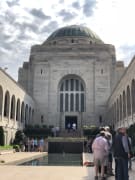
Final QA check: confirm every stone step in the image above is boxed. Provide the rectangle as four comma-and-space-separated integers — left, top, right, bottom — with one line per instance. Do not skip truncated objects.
59, 130, 82, 137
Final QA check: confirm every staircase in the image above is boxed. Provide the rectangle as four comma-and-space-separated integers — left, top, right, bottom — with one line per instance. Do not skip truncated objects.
59, 130, 82, 137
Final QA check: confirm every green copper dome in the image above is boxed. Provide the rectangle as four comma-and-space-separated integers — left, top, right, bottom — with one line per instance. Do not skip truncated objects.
46, 25, 103, 43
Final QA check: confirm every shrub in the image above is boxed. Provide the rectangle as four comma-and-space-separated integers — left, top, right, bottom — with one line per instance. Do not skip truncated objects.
24, 126, 52, 138
42, 125, 47, 129
13, 130, 25, 145
83, 126, 99, 138
25, 124, 33, 129
0, 145, 13, 150
34, 124, 40, 128
13, 145, 20, 152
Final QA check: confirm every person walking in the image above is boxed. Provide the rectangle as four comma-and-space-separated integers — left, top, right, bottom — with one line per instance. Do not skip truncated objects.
104, 127, 114, 176
113, 127, 130, 180
72, 123, 76, 131
92, 131, 109, 180
39, 137, 44, 152
34, 138, 38, 151
30, 138, 34, 151
67, 123, 71, 133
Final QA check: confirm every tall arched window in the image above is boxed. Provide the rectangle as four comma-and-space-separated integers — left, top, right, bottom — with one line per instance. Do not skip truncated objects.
116, 98, 119, 122
10, 95, 15, 119
120, 95, 122, 121
4, 91, 10, 117
32, 109, 34, 122
16, 99, 20, 121
123, 91, 126, 118
112, 104, 115, 125
0, 86, 3, 115
59, 77, 85, 112
21, 102, 24, 123
114, 102, 116, 123
131, 79, 135, 114
29, 107, 31, 123
110, 106, 113, 124
127, 85, 131, 116
25, 104, 28, 125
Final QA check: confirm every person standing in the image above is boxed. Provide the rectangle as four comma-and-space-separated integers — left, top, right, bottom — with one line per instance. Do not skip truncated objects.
104, 127, 114, 176
87, 138, 93, 153
34, 138, 38, 151
128, 136, 132, 170
113, 127, 130, 180
30, 138, 34, 152
67, 123, 71, 133
39, 137, 44, 152
55, 126, 60, 137
72, 123, 76, 131
92, 131, 109, 180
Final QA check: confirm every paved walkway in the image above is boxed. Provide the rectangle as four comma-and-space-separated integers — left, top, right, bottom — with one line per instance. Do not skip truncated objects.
0, 152, 135, 180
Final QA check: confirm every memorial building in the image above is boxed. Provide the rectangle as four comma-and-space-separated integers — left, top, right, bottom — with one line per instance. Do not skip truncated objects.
1, 25, 135, 144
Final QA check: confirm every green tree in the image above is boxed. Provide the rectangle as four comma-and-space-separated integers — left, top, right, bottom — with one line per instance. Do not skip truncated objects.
13, 130, 25, 145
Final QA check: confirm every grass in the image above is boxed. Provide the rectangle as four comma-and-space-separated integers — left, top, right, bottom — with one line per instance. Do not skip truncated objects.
0, 145, 13, 150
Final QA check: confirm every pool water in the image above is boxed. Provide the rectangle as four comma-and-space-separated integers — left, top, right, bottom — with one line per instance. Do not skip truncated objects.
19, 153, 82, 166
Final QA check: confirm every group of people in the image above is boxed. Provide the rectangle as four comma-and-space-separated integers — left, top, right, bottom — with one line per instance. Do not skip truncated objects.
67, 122, 76, 132
91, 126, 132, 180
51, 126, 60, 137
22, 137, 45, 152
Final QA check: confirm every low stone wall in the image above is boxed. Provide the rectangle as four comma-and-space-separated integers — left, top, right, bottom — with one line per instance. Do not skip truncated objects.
82, 153, 94, 166
0, 149, 15, 155
48, 137, 85, 153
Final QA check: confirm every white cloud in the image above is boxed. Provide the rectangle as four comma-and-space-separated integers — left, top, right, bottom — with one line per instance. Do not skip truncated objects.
0, 0, 135, 80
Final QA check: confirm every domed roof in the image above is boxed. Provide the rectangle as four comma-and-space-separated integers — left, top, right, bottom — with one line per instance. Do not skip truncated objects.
46, 25, 103, 43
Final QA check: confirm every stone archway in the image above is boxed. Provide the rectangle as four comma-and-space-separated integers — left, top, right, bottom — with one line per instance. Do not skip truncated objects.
59, 75, 86, 112
4, 91, 10, 117
58, 75, 86, 130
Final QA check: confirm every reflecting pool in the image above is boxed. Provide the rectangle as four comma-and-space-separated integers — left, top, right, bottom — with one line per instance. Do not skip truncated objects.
19, 153, 82, 166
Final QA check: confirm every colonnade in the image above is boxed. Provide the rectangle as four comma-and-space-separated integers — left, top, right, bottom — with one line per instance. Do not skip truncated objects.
0, 68, 35, 144
107, 56, 135, 129
0, 87, 34, 125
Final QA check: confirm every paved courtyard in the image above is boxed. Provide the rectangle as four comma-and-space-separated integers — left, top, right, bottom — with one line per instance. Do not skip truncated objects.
0, 152, 135, 180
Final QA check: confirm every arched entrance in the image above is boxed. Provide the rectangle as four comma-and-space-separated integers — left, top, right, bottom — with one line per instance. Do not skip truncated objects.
59, 75, 85, 130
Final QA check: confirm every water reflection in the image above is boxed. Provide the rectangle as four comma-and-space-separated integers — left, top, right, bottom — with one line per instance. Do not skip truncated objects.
19, 153, 82, 166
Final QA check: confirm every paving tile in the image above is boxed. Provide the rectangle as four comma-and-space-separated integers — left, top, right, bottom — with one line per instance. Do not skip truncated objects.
0, 152, 135, 180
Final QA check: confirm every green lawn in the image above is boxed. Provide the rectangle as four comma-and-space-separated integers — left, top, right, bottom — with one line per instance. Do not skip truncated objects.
0, 145, 13, 150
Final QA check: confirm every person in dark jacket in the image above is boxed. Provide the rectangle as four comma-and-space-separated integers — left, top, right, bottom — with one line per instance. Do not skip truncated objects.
113, 127, 130, 180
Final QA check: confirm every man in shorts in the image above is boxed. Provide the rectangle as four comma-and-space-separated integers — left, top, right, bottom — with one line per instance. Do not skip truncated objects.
92, 131, 109, 180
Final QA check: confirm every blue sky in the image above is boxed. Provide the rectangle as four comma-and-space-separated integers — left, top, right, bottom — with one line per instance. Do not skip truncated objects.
0, 0, 135, 80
